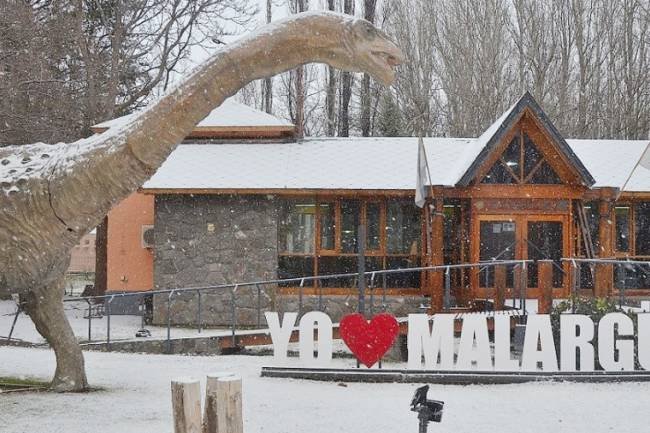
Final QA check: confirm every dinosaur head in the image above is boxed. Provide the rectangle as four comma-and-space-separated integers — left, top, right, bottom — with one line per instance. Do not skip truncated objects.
342, 19, 404, 86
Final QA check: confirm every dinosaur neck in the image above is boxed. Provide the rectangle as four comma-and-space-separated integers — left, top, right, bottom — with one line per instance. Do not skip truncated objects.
49, 12, 353, 233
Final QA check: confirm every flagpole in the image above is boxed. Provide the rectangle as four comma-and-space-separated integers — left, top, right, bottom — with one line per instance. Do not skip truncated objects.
616, 142, 650, 201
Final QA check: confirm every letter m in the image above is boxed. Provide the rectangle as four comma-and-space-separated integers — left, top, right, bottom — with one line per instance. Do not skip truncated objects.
407, 314, 455, 370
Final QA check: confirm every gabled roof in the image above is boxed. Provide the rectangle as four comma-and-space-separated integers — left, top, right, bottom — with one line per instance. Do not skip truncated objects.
91, 98, 294, 134
456, 92, 596, 187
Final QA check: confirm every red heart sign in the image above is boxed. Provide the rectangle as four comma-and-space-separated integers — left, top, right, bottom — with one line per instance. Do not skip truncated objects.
339, 313, 399, 368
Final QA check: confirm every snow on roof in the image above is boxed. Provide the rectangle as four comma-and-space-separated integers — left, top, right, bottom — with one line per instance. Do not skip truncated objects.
92, 98, 293, 131
143, 138, 473, 190
142, 137, 650, 192
568, 139, 650, 191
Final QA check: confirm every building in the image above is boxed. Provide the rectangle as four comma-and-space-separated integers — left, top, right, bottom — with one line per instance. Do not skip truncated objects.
100, 93, 650, 326
65, 232, 96, 295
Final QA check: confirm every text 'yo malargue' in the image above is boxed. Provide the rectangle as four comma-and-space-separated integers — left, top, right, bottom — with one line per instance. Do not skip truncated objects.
265, 311, 650, 372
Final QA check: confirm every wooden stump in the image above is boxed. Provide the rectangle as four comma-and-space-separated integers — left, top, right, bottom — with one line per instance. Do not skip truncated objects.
216, 376, 243, 433
203, 372, 234, 433
172, 378, 202, 433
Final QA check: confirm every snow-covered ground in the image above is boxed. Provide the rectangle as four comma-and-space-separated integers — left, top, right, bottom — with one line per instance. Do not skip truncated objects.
0, 300, 232, 344
1, 346, 650, 433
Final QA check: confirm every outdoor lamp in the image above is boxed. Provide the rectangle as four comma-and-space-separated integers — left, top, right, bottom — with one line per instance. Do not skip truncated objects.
410, 385, 444, 433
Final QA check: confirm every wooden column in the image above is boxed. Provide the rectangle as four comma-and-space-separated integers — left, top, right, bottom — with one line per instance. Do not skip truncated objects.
595, 199, 613, 298
494, 264, 506, 310
537, 260, 554, 314
429, 199, 445, 312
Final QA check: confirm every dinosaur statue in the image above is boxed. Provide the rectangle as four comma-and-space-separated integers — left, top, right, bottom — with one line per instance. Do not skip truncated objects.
0, 11, 403, 391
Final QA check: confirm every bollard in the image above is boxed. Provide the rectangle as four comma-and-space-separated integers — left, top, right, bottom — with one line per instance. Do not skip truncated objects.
215, 375, 243, 433
171, 378, 202, 433
203, 372, 234, 433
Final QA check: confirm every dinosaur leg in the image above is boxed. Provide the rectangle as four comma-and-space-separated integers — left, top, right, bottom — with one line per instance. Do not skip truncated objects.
23, 278, 88, 392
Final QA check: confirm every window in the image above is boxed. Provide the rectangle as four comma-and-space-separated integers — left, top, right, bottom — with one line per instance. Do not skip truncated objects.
615, 206, 631, 252
278, 201, 315, 254
319, 202, 335, 250
386, 201, 420, 254
277, 198, 422, 289
635, 202, 650, 255
278, 201, 315, 286
480, 131, 562, 185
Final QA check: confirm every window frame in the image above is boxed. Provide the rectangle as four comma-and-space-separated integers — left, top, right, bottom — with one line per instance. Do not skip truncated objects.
277, 197, 424, 292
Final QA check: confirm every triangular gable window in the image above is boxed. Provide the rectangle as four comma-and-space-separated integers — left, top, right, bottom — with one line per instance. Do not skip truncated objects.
481, 132, 562, 185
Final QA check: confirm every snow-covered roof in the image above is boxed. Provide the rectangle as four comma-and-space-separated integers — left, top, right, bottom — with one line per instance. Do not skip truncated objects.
142, 137, 650, 192
92, 98, 293, 132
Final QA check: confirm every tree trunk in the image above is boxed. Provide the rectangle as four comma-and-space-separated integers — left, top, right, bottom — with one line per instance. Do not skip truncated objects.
338, 0, 355, 137
325, 0, 336, 136
94, 216, 108, 296
23, 279, 88, 392
360, 0, 377, 137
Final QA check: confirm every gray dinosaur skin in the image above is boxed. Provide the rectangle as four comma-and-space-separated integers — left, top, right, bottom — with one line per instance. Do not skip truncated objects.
0, 11, 403, 297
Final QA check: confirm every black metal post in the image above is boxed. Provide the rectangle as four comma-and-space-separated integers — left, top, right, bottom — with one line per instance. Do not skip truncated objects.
106, 297, 113, 350
444, 266, 451, 312
358, 223, 366, 316
231, 286, 238, 347
197, 291, 202, 334
85, 299, 92, 342
256, 284, 262, 328
167, 291, 174, 354
7, 306, 20, 342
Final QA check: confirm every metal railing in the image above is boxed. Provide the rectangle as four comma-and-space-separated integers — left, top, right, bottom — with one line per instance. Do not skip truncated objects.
562, 257, 650, 309
53, 259, 531, 353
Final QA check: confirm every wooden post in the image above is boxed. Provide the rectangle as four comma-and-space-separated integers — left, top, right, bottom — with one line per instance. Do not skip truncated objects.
203, 372, 234, 433
430, 199, 445, 312
537, 260, 554, 314
216, 375, 243, 433
595, 199, 613, 298
494, 264, 506, 310
172, 378, 202, 433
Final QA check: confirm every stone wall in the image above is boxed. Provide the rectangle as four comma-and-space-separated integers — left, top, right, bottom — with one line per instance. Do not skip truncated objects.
153, 194, 279, 325
153, 288, 428, 326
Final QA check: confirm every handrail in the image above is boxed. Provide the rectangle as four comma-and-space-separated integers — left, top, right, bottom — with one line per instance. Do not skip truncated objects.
63, 259, 534, 302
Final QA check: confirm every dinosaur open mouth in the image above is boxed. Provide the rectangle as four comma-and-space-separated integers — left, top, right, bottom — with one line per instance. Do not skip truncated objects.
373, 51, 402, 68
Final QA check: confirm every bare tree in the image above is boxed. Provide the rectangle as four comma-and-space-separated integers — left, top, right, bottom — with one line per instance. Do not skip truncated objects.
337, 0, 355, 136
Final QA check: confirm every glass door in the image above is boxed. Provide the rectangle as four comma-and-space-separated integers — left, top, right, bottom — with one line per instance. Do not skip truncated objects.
526, 219, 565, 289
478, 218, 518, 288
475, 214, 568, 292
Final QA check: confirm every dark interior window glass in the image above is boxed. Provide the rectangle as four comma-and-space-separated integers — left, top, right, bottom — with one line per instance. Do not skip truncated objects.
635, 202, 650, 255
526, 221, 564, 288
528, 161, 562, 184
523, 134, 542, 176
278, 256, 314, 287
385, 256, 421, 288
341, 200, 360, 253
501, 135, 521, 178
478, 220, 516, 287
318, 256, 357, 287
615, 206, 631, 252
386, 201, 421, 254
319, 202, 335, 250
481, 161, 517, 184
616, 263, 650, 289
366, 203, 381, 251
